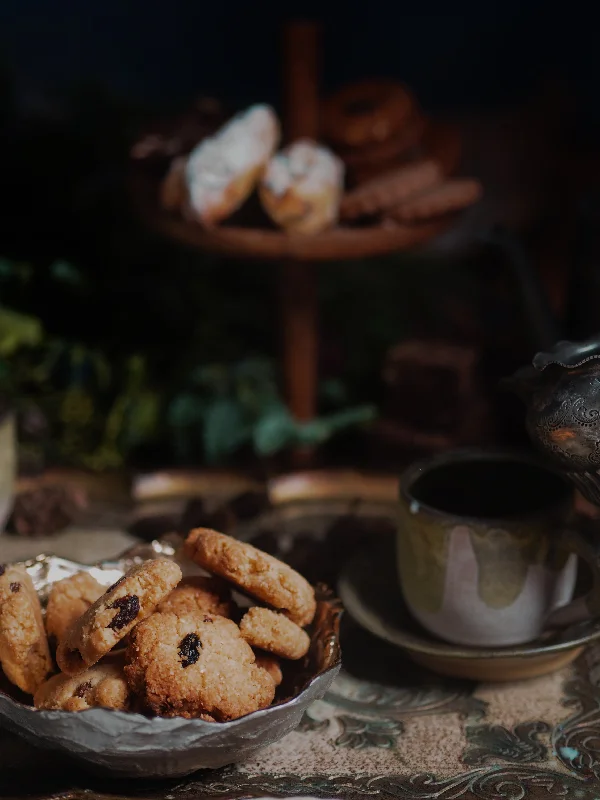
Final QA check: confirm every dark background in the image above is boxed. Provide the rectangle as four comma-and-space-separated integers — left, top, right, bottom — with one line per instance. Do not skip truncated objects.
0, 1, 593, 114
0, 1, 598, 470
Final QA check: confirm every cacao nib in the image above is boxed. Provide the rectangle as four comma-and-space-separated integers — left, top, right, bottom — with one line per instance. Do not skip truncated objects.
9, 583, 20, 593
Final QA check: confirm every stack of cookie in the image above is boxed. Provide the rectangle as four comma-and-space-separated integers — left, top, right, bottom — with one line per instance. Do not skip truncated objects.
340, 158, 482, 227
0, 530, 317, 721
321, 79, 482, 227
321, 79, 425, 186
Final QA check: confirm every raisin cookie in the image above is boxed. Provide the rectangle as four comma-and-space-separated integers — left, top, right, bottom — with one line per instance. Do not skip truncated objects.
0, 564, 52, 694
46, 572, 105, 646
254, 652, 283, 686
56, 559, 182, 675
125, 611, 275, 720
34, 661, 130, 712
158, 576, 233, 619
184, 529, 316, 626
240, 607, 310, 660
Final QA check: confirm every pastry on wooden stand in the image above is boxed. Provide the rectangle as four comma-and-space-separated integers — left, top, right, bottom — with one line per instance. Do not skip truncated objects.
161, 104, 280, 227
259, 139, 344, 235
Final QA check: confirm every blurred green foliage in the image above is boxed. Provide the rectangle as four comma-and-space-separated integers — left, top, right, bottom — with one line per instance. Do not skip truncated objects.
0, 257, 379, 468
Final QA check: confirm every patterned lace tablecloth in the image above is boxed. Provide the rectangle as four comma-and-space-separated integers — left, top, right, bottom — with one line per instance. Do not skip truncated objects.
2, 525, 600, 799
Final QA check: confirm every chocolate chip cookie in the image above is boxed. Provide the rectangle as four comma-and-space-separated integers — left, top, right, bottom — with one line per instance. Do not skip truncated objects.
124, 611, 275, 720
56, 558, 182, 675
184, 529, 316, 626
0, 564, 53, 694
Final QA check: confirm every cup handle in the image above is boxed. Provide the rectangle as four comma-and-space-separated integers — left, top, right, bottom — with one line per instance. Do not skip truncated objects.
545, 514, 600, 629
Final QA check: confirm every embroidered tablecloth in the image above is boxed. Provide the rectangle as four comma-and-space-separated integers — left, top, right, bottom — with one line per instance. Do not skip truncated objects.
1, 517, 600, 799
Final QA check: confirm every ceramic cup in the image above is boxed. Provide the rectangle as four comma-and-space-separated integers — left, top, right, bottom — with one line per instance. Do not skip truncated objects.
397, 449, 600, 647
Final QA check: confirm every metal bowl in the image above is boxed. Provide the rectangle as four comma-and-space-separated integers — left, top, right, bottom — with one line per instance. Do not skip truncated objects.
0, 542, 342, 779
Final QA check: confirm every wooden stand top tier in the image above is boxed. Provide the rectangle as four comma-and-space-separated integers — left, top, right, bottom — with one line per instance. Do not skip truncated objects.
132, 168, 452, 261
132, 21, 461, 263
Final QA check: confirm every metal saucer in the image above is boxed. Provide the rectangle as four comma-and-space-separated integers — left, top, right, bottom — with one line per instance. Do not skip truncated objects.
339, 543, 600, 682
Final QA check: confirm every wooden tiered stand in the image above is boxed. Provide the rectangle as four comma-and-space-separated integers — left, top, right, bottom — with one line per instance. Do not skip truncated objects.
132, 21, 459, 458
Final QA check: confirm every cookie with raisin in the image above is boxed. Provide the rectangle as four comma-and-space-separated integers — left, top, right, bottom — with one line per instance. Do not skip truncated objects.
124, 611, 275, 720
34, 661, 130, 712
56, 559, 181, 675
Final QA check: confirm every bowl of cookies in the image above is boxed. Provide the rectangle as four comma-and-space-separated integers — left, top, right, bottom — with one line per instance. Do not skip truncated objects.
0, 530, 342, 778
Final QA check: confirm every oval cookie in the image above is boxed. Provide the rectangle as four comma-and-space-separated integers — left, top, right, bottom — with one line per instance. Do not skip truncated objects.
124, 611, 275, 720
184, 529, 316, 626
158, 576, 234, 619
0, 564, 52, 694
46, 572, 105, 646
34, 661, 130, 712
254, 652, 283, 686
240, 607, 310, 660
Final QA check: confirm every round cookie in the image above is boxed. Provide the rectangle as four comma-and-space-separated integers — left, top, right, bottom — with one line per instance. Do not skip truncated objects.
240, 607, 310, 660
34, 662, 130, 712
254, 652, 283, 686
158, 576, 233, 619
322, 80, 415, 148
125, 611, 275, 720
0, 564, 52, 694
184, 529, 316, 626
339, 114, 426, 170
46, 572, 105, 646
56, 558, 182, 676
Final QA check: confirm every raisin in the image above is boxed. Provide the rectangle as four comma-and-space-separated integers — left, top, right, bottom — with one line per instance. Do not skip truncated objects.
75, 681, 92, 698
107, 575, 126, 593
0, 565, 5, 577
178, 633, 201, 667
203, 615, 213, 623
9, 582, 20, 593
107, 595, 140, 630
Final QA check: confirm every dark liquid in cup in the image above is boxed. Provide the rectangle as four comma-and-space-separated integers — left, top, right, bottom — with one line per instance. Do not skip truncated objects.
410, 457, 570, 519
